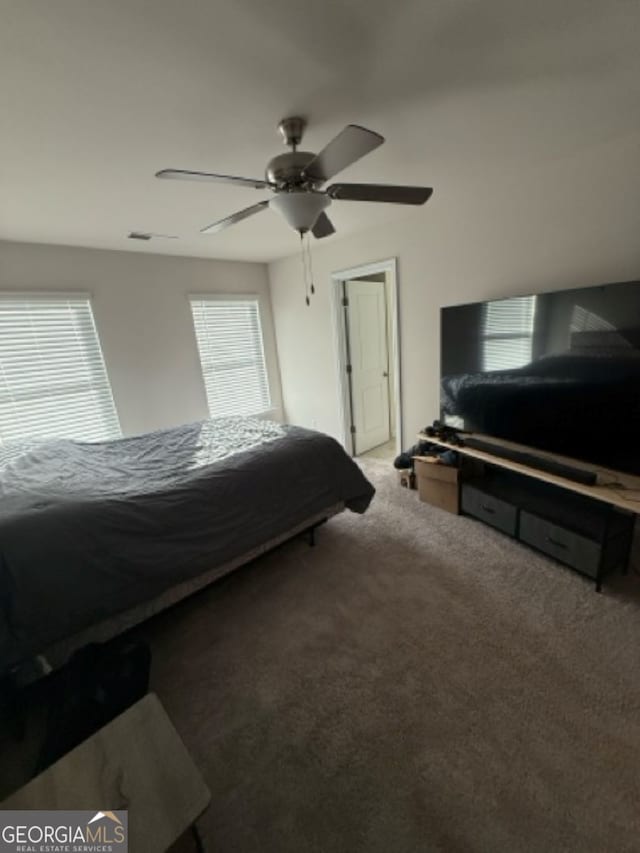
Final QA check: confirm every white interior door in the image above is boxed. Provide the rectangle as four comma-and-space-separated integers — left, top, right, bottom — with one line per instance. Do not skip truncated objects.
345, 279, 390, 455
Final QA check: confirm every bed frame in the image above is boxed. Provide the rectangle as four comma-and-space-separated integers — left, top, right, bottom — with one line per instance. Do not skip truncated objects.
18, 503, 344, 676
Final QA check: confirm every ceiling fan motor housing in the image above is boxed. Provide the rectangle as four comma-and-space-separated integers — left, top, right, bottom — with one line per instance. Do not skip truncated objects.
265, 151, 317, 189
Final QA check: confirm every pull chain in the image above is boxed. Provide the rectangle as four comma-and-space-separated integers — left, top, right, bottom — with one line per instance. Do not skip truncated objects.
299, 231, 310, 306
305, 233, 315, 296
298, 231, 316, 306
303, 233, 312, 303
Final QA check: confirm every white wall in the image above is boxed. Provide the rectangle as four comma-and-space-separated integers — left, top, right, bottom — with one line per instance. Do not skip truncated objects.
268, 133, 640, 450
0, 240, 283, 436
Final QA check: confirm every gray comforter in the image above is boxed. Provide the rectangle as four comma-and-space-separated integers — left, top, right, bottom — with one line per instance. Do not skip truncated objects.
0, 418, 374, 669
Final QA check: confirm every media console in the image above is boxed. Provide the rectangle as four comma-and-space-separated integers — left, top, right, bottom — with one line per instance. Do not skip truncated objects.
417, 432, 639, 591
462, 436, 597, 486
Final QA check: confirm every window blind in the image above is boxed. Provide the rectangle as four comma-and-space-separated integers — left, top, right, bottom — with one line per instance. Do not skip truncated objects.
190, 297, 271, 418
0, 296, 121, 443
570, 304, 616, 333
482, 295, 537, 371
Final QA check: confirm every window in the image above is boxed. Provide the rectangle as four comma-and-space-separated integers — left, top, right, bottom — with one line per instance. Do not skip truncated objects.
190, 296, 271, 418
0, 295, 121, 443
482, 295, 537, 371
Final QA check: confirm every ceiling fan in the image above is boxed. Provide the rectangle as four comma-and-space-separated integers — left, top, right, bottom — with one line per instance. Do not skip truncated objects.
156, 117, 433, 239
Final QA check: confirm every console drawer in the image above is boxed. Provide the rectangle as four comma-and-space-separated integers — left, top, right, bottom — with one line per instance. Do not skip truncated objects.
519, 511, 601, 577
461, 484, 517, 536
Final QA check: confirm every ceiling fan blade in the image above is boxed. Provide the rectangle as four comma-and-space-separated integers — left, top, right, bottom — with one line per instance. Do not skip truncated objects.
311, 211, 336, 239
304, 125, 384, 183
327, 183, 433, 205
156, 169, 274, 190
200, 200, 270, 234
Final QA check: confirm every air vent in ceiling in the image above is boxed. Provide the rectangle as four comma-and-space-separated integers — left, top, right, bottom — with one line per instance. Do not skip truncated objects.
128, 231, 178, 240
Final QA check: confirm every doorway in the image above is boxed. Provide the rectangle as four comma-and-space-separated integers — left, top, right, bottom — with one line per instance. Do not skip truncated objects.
331, 259, 401, 459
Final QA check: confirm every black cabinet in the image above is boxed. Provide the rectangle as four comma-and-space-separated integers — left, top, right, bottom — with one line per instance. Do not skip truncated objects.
519, 512, 601, 578
460, 470, 635, 590
461, 484, 517, 536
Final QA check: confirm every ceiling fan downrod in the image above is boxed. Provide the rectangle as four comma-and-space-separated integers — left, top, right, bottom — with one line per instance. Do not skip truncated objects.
277, 116, 306, 152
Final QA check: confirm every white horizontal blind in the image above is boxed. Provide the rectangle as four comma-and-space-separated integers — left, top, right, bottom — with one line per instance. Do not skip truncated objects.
190, 297, 271, 418
482, 295, 537, 371
0, 296, 121, 443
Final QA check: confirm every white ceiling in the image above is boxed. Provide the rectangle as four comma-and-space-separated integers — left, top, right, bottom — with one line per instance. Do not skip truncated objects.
1, 0, 639, 263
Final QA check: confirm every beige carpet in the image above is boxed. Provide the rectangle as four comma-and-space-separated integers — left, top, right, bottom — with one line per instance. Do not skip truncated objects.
144, 458, 640, 853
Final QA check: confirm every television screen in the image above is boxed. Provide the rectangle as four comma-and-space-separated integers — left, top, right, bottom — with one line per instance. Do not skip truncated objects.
440, 280, 640, 476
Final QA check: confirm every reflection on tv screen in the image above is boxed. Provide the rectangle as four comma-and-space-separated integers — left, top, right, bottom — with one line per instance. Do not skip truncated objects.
440, 280, 640, 475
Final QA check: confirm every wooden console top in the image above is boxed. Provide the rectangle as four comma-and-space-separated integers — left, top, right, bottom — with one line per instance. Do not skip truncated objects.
417, 432, 640, 514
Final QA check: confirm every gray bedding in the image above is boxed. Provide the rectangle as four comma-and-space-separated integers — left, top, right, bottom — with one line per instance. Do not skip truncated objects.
0, 418, 374, 669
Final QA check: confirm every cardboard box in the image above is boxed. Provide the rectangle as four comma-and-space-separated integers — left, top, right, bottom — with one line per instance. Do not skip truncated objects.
413, 456, 460, 514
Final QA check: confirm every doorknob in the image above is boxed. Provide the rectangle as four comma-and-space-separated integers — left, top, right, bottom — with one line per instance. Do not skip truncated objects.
382, 371, 389, 378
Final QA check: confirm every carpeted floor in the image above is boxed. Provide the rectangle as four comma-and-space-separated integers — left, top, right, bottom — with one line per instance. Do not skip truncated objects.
358, 439, 396, 461
144, 459, 640, 853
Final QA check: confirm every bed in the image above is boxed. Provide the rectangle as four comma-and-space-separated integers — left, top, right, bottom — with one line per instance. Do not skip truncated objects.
0, 417, 375, 672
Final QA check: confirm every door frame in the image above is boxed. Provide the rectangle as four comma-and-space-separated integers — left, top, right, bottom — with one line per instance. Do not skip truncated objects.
330, 257, 402, 457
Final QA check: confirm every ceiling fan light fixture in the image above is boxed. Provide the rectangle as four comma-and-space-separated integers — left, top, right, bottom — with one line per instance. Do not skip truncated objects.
269, 191, 330, 234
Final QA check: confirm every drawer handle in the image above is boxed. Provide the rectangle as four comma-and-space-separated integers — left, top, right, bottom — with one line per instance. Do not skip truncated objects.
546, 535, 567, 550
481, 504, 496, 514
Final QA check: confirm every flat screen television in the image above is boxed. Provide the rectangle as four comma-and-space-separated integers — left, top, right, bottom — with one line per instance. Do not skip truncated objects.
440, 279, 640, 476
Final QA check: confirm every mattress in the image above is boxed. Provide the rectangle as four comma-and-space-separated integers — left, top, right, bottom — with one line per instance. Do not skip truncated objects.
0, 417, 375, 669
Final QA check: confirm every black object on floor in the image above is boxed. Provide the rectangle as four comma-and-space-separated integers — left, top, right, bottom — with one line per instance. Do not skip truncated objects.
36, 638, 151, 772
394, 441, 435, 470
